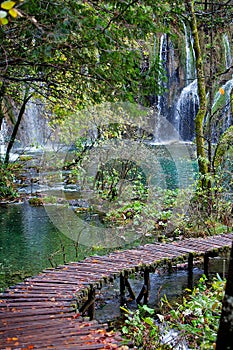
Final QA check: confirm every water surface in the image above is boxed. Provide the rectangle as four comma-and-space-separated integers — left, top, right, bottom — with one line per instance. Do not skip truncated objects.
0, 204, 89, 290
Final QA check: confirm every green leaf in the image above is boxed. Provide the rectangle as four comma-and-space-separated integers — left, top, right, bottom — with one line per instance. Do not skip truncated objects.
122, 326, 129, 334
143, 317, 155, 326
140, 304, 155, 315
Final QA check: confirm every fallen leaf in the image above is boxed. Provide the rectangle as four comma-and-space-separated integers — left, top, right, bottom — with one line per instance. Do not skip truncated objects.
7, 337, 18, 342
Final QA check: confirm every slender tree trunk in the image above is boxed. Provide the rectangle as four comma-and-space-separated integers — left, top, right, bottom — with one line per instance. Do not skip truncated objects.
4, 91, 32, 165
216, 241, 233, 349
186, 0, 208, 183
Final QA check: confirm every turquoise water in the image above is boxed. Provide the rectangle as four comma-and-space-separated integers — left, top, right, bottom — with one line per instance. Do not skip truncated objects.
0, 204, 91, 290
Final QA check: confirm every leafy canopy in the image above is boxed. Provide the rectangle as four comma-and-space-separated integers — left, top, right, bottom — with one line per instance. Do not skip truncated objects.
0, 0, 185, 112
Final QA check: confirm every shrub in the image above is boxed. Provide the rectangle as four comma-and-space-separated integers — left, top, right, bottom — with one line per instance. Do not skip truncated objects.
0, 164, 18, 199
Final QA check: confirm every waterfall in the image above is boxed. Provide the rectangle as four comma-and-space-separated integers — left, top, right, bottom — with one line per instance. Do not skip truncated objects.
175, 80, 199, 141
153, 23, 199, 142
153, 34, 180, 142
151, 27, 232, 143
183, 22, 196, 84
17, 100, 52, 150
174, 24, 198, 141
157, 34, 168, 115
223, 34, 232, 69
153, 34, 168, 142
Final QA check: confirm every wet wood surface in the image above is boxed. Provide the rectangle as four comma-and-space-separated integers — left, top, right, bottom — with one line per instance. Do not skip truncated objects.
1, 233, 232, 349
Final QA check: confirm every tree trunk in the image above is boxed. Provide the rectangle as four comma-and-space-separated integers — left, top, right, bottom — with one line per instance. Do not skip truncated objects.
186, 0, 208, 183
216, 241, 233, 349
4, 91, 32, 165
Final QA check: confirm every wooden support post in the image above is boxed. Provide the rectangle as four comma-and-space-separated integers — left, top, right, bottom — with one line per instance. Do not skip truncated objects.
223, 258, 226, 279
88, 288, 95, 320
125, 277, 136, 301
204, 252, 209, 279
143, 268, 150, 305
120, 273, 126, 305
120, 272, 136, 304
167, 261, 173, 274
136, 268, 150, 305
136, 285, 146, 305
188, 253, 194, 290
79, 287, 96, 320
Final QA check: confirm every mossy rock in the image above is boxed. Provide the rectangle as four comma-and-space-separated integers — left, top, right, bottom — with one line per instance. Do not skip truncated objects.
19, 155, 33, 162
28, 197, 43, 206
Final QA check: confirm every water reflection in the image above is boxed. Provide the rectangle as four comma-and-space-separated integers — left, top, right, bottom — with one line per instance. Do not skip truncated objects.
0, 204, 86, 290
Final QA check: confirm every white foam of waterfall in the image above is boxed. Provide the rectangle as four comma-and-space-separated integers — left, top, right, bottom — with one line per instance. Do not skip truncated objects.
183, 22, 196, 84
171, 24, 197, 141
223, 34, 232, 69
154, 34, 168, 142
157, 34, 167, 114
17, 100, 53, 150
175, 79, 199, 141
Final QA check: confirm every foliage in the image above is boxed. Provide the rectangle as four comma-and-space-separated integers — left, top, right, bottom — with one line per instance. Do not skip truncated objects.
168, 173, 232, 238
213, 125, 233, 168
161, 275, 225, 349
94, 159, 148, 202
0, 0, 182, 111
106, 200, 145, 226
0, 1, 183, 185
120, 275, 225, 349
121, 304, 169, 349
28, 197, 43, 206
0, 162, 18, 199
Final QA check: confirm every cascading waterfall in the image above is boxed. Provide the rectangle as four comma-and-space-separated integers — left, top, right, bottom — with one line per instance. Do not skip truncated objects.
17, 100, 52, 150
153, 34, 180, 142
174, 28, 232, 141
153, 34, 168, 143
175, 80, 199, 141
223, 33, 232, 69
183, 21, 196, 84
175, 23, 197, 141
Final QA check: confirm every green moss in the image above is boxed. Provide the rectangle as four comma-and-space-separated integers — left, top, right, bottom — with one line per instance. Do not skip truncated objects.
28, 197, 43, 206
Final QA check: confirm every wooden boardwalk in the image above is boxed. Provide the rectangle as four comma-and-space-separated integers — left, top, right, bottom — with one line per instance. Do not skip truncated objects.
0, 233, 233, 349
